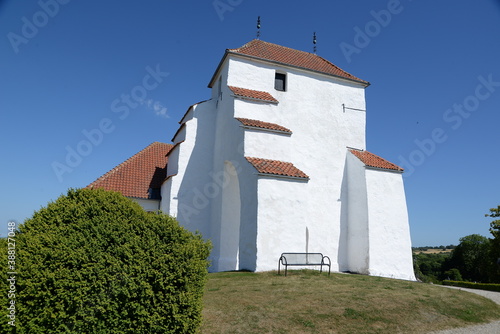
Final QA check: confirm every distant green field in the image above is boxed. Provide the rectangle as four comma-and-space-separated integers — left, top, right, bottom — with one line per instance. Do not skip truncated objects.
202, 270, 500, 334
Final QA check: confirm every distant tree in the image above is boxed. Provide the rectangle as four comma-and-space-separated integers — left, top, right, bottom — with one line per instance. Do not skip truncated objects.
0, 188, 211, 333
486, 205, 500, 282
442, 268, 463, 281
413, 252, 450, 283
444, 234, 490, 282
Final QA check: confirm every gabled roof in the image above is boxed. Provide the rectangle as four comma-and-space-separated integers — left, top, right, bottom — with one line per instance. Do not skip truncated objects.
236, 117, 292, 133
86, 142, 173, 199
246, 157, 309, 179
209, 39, 369, 87
228, 86, 278, 103
349, 149, 404, 172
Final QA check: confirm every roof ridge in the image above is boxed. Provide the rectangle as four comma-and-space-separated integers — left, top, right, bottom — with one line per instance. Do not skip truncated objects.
229, 39, 317, 56
227, 39, 368, 85
209, 39, 369, 88
248, 40, 336, 67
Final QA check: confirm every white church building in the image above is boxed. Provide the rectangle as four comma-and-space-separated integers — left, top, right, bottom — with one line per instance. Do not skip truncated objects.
89, 39, 416, 281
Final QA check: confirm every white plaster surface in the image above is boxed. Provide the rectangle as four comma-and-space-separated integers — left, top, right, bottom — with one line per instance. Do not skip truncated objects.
344, 151, 370, 275
160, 49, 416, 280
365, 168, 416, 281
132, 198, 160, 212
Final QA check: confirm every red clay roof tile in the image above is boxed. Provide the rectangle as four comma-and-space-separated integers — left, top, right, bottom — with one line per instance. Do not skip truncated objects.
245, 157, 309, 179
349, 149, 404, 172
236, 117, 291, 133
228, 40, 369, 85
228, 86, 278, 103
86, 142, 173, 199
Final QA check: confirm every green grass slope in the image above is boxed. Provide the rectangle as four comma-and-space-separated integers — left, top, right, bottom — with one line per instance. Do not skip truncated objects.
202, 270, 500, 334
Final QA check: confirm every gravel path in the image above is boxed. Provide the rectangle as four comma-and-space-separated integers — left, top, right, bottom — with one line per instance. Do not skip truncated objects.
427, 286, 500, 334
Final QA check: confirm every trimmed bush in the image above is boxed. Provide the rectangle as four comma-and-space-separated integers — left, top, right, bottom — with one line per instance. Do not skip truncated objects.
443, 280, 500, 293
1, 188, 211, 333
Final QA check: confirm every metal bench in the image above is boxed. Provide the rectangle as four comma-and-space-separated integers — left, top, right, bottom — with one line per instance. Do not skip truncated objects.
278, 253, 331, 276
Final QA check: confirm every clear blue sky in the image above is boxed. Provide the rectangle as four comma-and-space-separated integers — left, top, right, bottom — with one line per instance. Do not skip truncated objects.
1, 0, 499, 246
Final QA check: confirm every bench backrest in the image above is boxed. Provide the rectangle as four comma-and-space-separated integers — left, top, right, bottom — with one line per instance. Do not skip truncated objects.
280, 253, 325, 265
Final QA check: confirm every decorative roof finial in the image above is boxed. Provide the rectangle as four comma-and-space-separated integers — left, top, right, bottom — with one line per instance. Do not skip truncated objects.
257, 16, 261, 39
313, 32, 317, 54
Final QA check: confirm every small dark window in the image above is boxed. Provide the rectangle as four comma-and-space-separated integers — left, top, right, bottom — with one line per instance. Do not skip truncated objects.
148, 188, 161, 200
275, 73, 286, 91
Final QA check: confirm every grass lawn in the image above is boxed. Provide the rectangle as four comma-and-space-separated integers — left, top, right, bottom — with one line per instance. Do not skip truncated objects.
201, 270, 500, 334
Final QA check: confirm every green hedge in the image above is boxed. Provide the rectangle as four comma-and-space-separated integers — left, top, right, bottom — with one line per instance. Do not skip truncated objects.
1, 188, 211, 333
443, 280, 500, 292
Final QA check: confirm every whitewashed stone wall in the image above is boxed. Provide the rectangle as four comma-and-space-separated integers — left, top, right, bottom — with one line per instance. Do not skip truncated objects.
161, 51, 416, 280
